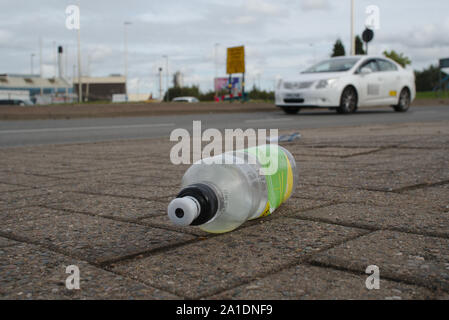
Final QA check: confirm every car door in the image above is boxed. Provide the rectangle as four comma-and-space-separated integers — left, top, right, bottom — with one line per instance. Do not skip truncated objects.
356, 59, 383, 106
376, 59, 401, 104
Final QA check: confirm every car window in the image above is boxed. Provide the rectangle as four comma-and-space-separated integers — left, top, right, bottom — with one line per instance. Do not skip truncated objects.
358, 59, 379, 73
302, 58, 360, 73
377, 59, 398, 72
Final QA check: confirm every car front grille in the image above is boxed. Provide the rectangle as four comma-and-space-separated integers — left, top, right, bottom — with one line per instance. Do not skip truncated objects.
284, 81, 314, 90
284, 98, 305, 103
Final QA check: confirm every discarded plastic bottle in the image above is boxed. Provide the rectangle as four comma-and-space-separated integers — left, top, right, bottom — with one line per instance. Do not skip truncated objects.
167, 145, 298, 233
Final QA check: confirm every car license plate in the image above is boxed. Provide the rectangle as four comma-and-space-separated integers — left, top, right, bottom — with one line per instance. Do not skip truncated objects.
285, 93, 302, 99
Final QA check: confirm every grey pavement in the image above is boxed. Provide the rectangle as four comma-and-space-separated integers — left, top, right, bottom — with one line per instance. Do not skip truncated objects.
0, 112, 448, 299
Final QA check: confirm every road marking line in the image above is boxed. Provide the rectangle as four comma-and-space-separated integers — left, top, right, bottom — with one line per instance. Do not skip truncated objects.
245, 118, 294, 123
0, 123, 176, 134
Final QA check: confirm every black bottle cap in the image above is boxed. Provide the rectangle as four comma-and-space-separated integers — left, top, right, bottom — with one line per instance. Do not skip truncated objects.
177, 183, 218, 226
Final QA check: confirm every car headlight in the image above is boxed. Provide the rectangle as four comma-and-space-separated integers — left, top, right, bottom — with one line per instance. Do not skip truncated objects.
316, 78, 338, 89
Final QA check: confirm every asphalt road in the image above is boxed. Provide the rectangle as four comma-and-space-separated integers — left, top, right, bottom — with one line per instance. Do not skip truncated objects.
0, 105, 448, 148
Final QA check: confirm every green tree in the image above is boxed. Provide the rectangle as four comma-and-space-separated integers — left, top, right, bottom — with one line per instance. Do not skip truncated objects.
355, 35, 366, 55
414, 65, 446, 92
331, 39, 346, 57
248, 85, 274, 101
164, 85, 200, 101
383, 50, 411, 68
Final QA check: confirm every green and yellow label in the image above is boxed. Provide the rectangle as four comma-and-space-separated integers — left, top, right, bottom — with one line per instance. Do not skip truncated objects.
246, 145, 294, 218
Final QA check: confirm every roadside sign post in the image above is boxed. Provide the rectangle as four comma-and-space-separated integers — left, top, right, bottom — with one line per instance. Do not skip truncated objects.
362, 28, 374, 55
226, 46, 246, 102
439, 58, 449, 97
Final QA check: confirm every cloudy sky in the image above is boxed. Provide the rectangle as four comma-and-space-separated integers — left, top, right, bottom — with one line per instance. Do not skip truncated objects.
1, 0, 448, 95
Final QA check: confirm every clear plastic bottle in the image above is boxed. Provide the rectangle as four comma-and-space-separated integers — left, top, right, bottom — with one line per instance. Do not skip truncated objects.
167, 145, 298, 234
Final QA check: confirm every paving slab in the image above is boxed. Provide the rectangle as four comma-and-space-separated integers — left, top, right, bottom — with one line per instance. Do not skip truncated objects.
0, 213, 195, 264
403, 185, 449, 213
291, 146, 381, 157
0, 173, 64, 188
0, 206, 69, 225
140, 215, 211, 237
295, 203, 449, 238
0, 183, 32, 193
0, 188, 56, 205
44, 192, 166, 221
0, 243, 178, 300
67, 182, 179, 201
311, 230, 449, 292
0, 236, 19, 248
112, 218, 366, 299
212, 263, 436, 300
108, 175, 182, 188
301, 167, 449, 192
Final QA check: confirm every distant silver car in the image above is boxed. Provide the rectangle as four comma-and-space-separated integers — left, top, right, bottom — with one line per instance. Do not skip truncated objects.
172, 96, 200, 103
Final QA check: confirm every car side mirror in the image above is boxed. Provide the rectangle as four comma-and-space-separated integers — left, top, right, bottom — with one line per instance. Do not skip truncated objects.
360, 67, 372, 75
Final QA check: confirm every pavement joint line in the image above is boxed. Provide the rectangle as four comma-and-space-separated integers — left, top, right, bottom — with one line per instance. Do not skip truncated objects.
307, 257, 449, 295
99, 265, 184, 299
0, 232, 180, 299
339, 147, 391, 159
295, 182, 394, 193
36, 205, 189, 237
0, 181, 36, 189
69, 190, 177, 202
97, 237, 205, 268
392, 179, 449, 193
289, 211, 449, 240
193, 230, 374, 300
37, 205, 161, 224
0, 230, 102, 268
132, 221, 203, 237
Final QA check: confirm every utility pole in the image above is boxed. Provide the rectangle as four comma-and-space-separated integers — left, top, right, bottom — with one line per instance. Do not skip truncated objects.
86, 53, 91, 102
214, 43, 219, 97
163, 55, 169, 102
30, 53, 35, 75
77, 17, 82, 103
350, 0, 356, 56
39, 37, 43, 96
159, 67, 163, 101
124, 21, 132, 102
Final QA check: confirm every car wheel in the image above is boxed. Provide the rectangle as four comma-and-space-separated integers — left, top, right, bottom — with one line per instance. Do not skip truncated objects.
393, 88, 411, 112
337, 86, 357, 114
281, 107, 300, 114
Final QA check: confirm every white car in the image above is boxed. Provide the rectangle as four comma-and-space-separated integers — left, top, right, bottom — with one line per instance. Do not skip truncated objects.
275, 55, 415, 114
172, 96, 200, 103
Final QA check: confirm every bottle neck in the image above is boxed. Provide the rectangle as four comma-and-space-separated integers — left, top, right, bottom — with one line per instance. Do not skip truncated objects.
174, 183, 219, 226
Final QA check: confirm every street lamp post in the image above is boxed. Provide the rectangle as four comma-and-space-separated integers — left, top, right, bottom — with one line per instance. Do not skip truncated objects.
77, 20, 82, 103
214, 43, 219, 97
30, 54, 35, 75
159, 67, 163, 101
124, 21, 132, 102
350, 0, 355, 56
163, 55, 169, 102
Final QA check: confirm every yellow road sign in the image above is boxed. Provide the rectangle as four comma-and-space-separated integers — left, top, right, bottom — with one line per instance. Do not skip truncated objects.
227, 46, 245, 74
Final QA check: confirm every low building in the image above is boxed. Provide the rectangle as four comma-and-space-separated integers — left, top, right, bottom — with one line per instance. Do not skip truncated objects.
0, 74, 72, 102
73, 75, 126, 102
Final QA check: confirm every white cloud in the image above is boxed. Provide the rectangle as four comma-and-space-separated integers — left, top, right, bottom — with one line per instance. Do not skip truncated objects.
0, 30, 12, 44
91, 45, 113, 62
224, 15, 257, 25
137, 10, 203, 24
245, 0, 284, 16
301, 0, 330, 11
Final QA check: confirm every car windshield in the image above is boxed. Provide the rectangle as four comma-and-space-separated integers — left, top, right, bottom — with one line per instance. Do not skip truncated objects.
302, 58, 360, 73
